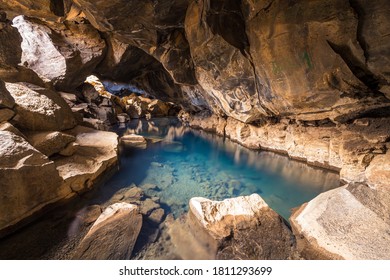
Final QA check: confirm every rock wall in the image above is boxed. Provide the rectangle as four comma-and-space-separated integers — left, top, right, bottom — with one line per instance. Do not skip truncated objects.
1, 0, 388, 122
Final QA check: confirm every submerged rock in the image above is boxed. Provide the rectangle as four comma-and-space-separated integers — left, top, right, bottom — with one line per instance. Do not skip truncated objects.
73, 202, 142, 259
189, 194, 296, 259
120, 134, 147, 149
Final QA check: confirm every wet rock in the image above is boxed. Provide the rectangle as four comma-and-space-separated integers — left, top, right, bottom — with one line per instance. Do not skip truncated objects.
73, 203, 142, 259
0, 130, 62, 234
189, 194, 295, 259
148, 208, 165, 224
117, 113, 130, 123
26, 131, 76, 157
120, 134, 147, 149
5, 82, 76, 131
140, 198, 160, 216
290, 184, 390, 259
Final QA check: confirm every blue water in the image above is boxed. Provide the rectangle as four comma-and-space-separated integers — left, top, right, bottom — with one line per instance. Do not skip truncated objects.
103, 118, 340, 220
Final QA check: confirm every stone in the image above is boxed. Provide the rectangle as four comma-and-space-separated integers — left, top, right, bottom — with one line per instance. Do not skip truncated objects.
117, 113, 130, 123
81, 118, 106, 131
140, 198, 160, 216
76, 205, 102, 224
12, 16, 106, 91
365, 151, 390, 189
0, 80, 15, 109
120, 134, 147, 149
148, 208, 165, 224
26, 131, 76, 157
5, 82, 76, 131
54, 125, 118, 196
0, 122, 25, 138
73, 203, 142, 259
147, 99, 170, 117
59, 141, 79, 157
0, 108, 14, 122
0, 130, 63, 234
0, 19, 22, 72
290, 184, 390, 259
189, 194, 295, 259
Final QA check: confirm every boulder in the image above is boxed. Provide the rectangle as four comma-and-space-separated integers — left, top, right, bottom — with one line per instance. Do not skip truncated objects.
5, 82, 76, 131
26, 131, 76, 157
0, 130, 63, 234
0, 80, 15, 108
290, 184, 390, 259
189, 194, 295, 259
12, 16, 106, 91
55, 125, 118, 196
73, 202, 142, 259
147, 99, 170, 117
120, 134, 147, 149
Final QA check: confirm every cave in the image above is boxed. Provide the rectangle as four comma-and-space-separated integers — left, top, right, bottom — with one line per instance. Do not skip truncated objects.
0, 0, 390, 263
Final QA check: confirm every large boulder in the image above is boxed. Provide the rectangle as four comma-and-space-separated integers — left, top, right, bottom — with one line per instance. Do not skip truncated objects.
0, 130, 63, 235
12, 16, 106, 91
290, 183, 390, 259
73, 202, 142, 259
189, 194, 296, 259
55, 125, 118, 197
5, 82, 76, 131
25, 131, 76, 157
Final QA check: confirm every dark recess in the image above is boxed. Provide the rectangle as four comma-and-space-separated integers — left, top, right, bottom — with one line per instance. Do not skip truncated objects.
50, 0, 65, 17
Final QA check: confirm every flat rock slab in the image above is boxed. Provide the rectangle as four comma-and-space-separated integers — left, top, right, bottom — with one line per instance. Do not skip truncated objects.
55, 125, 118, 196
120, 134, 147, 149
290, 184, 390, 259
73, 203, 142, 260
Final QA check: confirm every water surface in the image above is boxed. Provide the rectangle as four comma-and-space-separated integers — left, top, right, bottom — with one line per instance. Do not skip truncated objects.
107, 118, 340, 219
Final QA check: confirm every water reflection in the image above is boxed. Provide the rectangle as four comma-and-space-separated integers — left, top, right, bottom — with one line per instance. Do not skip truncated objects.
112, 118, 340, 219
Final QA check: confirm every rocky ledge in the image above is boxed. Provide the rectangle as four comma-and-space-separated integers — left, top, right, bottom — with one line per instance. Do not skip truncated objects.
182, 111, 390, 259
0, 80, 118, 237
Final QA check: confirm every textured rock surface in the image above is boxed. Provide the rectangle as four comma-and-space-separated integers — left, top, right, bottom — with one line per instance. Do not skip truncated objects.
290, 183, 390, 259
26, 131, 76, 157
0, 130, 62, 234
189, 194, 295, 259
73, 202, 142, 259
5, 82, 76, 131
55, 125, 118, 196
120, 134, 147, 149
13, 16, 106, 91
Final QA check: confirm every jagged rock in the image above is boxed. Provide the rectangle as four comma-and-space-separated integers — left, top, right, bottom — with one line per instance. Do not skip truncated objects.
0, 130, 63, 235
140, 198, 160, 216
55, 125, 118, 196
120, 134, 147, 149
73, 203, 142, 259
0, 122, 25, 138
147, 99, 170, 117
290, 184, 390, 259
5, 82, 76, 131
12, 16, 106, 91
25, 131, 76, 157
189, 194, 295, 259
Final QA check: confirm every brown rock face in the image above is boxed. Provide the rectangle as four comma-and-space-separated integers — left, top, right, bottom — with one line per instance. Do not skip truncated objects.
189, 195, 296, 259
73, 203, 142, 260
